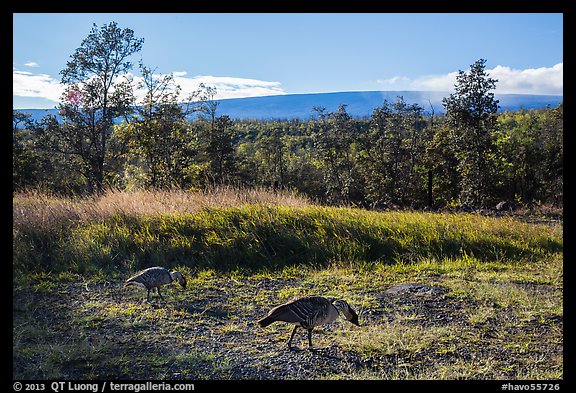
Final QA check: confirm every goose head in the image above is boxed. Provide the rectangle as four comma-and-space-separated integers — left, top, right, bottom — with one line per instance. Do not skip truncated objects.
170, 271, 187, 289
332, 299, 360, 326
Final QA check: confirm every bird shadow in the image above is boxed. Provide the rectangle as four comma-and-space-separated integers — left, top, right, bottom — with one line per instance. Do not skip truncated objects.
313, 346, 341, 357
174, 303, 230, 319
289, 345, 342, 360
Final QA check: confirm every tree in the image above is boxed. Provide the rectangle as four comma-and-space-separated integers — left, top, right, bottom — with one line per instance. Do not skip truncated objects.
425, 120, 461, 208
115, 63, 201, 189
13, 111, 86, 193
198, 83, 220, 130
494, 105, 563, 206
13, 111, 38, 190
313, 105, 359, 205
357, 97, 426, 208
57, 21, 144, 193
254, 123, 287, 189
539, 104, 563, 205
204, 115, 237, 184
442, 59, 499, 207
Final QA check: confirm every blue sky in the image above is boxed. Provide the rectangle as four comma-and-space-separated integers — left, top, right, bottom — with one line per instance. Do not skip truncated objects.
13, 13, 563, 109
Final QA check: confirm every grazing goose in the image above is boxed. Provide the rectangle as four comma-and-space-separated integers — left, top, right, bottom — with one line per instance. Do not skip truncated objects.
125, 266, 187, 301
257, 296, 360, 350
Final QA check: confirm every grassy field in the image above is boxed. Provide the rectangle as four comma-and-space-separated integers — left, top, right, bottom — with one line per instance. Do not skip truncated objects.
12, 189, 563, 380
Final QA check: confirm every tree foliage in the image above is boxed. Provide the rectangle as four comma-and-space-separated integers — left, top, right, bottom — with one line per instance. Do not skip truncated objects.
357, 97, 427, 208
442, 59, 500, 207
313, 105, 361, 205
114, 62, 202, 189
56, 22, 144, 193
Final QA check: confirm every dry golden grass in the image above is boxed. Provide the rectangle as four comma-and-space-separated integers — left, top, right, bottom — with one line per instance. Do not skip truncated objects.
90, 186, 312, 215
13, 186, 312, 236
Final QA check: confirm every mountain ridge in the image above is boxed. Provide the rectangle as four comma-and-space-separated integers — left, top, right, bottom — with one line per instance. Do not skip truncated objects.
15, 90, 563, 122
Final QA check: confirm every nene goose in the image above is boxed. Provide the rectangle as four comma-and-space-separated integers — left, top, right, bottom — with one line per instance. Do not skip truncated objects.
125, 266, 187, 301
257, 296, 360, 350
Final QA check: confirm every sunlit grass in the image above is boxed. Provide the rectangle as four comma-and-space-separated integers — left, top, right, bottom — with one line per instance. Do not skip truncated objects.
13, 190, 562, 276
336, 318, 456, 356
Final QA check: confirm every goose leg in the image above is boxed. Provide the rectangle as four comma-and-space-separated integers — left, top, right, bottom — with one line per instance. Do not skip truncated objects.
288, 325, 299, 350
147, 289, 151, 302
307, 328, 314, 349
157, 287, 165, 301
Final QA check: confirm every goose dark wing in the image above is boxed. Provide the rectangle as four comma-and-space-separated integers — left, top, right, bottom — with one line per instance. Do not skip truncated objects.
267, 296, 328, 322
126, 266, 171, 288
263, 302, 306, 324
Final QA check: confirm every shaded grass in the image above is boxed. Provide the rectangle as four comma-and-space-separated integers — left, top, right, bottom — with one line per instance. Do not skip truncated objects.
13, 256, 563, 380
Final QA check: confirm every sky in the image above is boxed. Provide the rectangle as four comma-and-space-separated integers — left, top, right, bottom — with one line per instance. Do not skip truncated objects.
13, 13, 563, 109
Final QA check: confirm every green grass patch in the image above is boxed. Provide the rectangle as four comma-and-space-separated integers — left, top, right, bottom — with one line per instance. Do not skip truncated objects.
14, 201, 562, 276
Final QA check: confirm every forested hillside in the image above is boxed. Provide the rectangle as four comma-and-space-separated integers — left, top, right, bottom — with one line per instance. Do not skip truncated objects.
13, 95, 563, 210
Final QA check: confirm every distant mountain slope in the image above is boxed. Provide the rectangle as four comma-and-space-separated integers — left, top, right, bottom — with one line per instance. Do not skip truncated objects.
16, 90, 563, 122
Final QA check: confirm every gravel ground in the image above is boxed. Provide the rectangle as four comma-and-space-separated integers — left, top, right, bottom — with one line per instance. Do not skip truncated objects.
13, 273, 563, 380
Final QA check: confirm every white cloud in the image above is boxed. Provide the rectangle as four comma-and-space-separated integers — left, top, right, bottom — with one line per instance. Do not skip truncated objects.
13, 70, 64, 102
377, 63, 563, 95
13, 68, 286, 107
24, 61, 40, 68
377, 73, 454, 92
129, 72, 286, 102
489, 63, 563, 95
172, 73, 286, 100
378, 72, 460, 92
